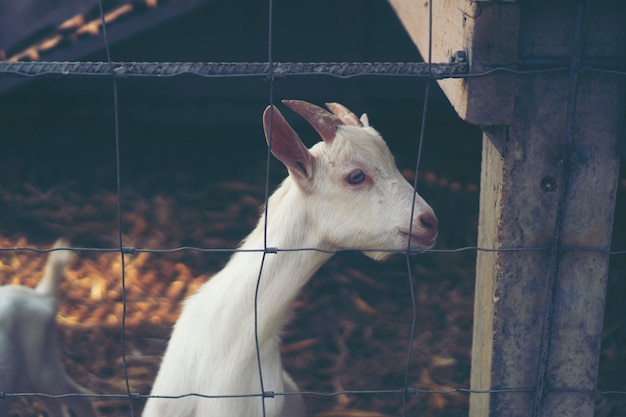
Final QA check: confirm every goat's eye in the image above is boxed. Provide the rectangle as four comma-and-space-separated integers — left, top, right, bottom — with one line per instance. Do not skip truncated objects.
346, 169, 366, 185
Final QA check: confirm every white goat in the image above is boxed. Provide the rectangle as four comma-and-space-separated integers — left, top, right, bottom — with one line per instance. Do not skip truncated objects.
0, 239, 98, 417
143, 100, 438, 417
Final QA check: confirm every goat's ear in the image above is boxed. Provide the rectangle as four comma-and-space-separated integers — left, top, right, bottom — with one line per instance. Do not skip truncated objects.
282, 100, 343, 144
263, 105, 314, 185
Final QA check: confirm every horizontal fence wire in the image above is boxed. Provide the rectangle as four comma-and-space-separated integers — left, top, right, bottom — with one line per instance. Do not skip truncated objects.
0, 60, 625, 80
3, 387, 626, 401
0, 245, 624, 256
0, 61, 467, 79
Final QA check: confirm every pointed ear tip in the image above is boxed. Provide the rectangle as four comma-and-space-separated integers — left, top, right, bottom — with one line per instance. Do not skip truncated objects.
263, 104, 281, 118
263, 106, 278, 133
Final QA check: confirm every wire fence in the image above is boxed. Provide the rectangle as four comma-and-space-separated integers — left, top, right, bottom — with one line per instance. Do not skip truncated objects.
1, 0, 625, 416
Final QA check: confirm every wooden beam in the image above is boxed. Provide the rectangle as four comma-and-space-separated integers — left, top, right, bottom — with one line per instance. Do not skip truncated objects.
1, 0, 104, 51
387, 0, 519, 125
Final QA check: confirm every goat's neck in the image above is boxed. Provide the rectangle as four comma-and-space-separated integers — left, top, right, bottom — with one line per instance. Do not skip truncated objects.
221, 178, 333, 343
35, 262, 65, 300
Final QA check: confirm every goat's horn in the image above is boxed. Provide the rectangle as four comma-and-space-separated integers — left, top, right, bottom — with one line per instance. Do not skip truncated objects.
325, 102, 363, 127
282, 100, 343, 144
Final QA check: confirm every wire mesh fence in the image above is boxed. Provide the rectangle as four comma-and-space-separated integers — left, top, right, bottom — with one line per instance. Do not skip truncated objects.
0, 0, 625, 416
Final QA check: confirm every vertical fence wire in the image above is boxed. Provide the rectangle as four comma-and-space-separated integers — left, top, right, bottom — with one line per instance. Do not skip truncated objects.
253, 1, 276, 415
96, 0, 135, 415
531, 1, 591, 415
401, 0, 434, 414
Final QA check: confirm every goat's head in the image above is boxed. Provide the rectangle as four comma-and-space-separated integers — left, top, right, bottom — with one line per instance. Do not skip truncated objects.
263, 100, 437, 261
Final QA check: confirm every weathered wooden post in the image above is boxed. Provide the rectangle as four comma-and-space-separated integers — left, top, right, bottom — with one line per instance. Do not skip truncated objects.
387, 0, 625, 416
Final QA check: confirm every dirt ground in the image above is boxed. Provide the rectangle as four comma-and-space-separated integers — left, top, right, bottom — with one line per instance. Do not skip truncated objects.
0, 123, 624, 417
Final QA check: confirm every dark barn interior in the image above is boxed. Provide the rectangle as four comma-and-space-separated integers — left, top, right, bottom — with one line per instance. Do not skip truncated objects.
0, 1, 624, 416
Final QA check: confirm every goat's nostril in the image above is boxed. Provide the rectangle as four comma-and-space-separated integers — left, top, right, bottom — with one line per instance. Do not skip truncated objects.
419, 212, 438, 230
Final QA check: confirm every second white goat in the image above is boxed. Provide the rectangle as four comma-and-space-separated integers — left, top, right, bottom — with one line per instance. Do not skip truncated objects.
0, 239, 99, 417
143, 100, 438, 417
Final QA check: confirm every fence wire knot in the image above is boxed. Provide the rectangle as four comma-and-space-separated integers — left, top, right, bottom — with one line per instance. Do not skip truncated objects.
121, 246, 137, 255
262, 391, 275, 398
264, 247, 279, 254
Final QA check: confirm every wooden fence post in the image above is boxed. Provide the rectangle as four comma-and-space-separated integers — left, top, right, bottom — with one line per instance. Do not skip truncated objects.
473, 71, 622, 416
387, 0, 625, 415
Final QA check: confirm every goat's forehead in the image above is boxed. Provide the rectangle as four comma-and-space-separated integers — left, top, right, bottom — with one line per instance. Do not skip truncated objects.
312, 127, 394, 164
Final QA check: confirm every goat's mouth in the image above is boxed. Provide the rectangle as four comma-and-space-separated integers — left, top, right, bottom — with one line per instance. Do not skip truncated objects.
398, 230, 437, 250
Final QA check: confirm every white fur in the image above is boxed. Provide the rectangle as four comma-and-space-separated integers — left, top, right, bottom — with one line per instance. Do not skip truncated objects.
0, 239, 98, 417
143, 102, 437, 417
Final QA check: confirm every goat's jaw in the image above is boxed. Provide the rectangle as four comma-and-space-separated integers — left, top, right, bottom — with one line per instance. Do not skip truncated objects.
398, 229, 438, 250
361, 231, 436, 261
